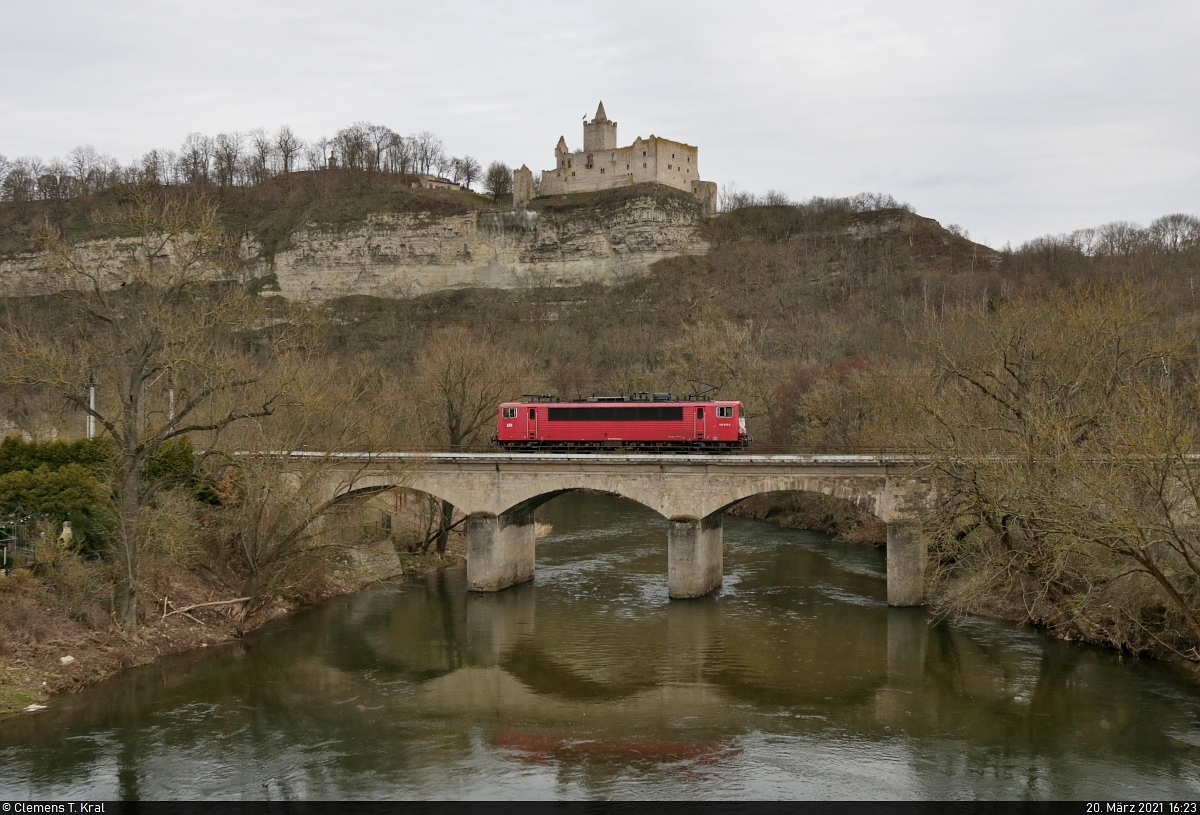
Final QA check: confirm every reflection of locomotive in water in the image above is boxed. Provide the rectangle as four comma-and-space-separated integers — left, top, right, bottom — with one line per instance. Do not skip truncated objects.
495, 393, 750, 452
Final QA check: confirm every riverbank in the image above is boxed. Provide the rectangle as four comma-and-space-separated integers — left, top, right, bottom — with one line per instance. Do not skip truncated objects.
725, 491, 886, 546
0, 534, 467, 718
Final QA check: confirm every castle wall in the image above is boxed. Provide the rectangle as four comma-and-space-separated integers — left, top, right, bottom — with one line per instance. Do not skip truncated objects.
647, 137, 700, 190
691, 181, 718, 215
541, 136, 699, 198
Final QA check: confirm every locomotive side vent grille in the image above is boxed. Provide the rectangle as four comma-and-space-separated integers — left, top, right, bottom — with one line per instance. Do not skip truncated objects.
548, 406, 684, 422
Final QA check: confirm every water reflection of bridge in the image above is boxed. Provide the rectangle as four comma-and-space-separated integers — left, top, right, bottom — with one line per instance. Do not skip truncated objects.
6, 553, 1194, 798
317, 452, 935, 604
345, 570, 902, 727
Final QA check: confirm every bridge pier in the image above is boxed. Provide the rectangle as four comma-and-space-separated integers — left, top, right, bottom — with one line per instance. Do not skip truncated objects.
466, 507, 536, 592
668, 513, 723, 599
886, 521, 926, 606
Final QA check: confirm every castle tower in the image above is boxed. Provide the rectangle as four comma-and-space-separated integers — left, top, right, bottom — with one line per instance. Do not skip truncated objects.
513, 164, 534, 208
582, 101, 617, 152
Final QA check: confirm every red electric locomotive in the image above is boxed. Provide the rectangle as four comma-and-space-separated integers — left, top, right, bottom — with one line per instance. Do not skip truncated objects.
495, 394, 750, 452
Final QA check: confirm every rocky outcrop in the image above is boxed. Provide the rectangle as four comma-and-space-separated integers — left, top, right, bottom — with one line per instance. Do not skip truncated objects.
0, 253, 68, 297
266, 195, 707, 300
0, 194, 709, 301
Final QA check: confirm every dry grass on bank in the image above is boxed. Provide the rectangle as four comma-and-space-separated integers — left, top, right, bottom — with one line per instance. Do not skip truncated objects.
0, 558, 246, 716
0, 526, 467, 719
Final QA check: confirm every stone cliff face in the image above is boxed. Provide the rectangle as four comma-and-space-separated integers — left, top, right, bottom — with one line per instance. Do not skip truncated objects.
267, 195, 707, 300
0, 194, 709, 301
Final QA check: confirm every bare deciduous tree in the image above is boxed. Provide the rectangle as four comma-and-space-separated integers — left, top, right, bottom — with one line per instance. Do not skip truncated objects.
213, 132, 245, 187
206, 356, 412, 618
2, 157, 42, 202
434, 152, 456, 181
455, 156, 481, 190
0, 187, 294, 634
333, 122, 372, 172
408, 326, 538, 551
913, 285, 1200, 656
413, 131, 443, 175
247, 128, 274, 186
138, 149, 173, 186
66, 145, 102, 196
366, 124, 398, 174
382, 134, 413, 176
1149, 214, 1200, 253
718, 181, 757, 212
304, 137, 331, 171
178, 133, 212, 185
274, 125, 303, 175
484, 161, 512, 201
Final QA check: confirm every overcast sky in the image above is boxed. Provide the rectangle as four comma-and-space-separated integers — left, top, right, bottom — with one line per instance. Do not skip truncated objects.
2, 0, 1197, 247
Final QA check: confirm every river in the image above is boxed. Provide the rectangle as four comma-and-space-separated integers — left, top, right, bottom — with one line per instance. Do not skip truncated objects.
2, 492, 1200, 800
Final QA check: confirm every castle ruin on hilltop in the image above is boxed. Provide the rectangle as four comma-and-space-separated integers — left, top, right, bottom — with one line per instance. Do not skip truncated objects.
513, 102, 717, 214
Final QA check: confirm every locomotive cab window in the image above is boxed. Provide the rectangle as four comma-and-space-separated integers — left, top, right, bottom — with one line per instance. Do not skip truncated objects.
502, 407, 517, 418
696, 408, 704, 418
716, 406, 733, 418
529, 409, 537, 419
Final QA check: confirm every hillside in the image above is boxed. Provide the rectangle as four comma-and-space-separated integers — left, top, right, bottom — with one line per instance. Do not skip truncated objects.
3, 176, 1190, 449
0, 174, 713, 300
1, 174, 998, 303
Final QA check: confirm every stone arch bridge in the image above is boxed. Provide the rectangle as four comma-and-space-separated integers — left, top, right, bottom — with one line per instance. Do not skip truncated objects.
312, 452, 936, 606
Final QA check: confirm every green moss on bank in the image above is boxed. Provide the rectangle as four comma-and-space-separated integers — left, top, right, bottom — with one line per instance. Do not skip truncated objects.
0, 670, 38, 715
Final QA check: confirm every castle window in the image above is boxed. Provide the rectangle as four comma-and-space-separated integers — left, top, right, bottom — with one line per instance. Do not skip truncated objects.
672, 154, 675, 159
668, 164, 672, 169
643, 151, 646, 156
572, 171, 575, 176
643, 163, 647, 168
600, 169, 604, 174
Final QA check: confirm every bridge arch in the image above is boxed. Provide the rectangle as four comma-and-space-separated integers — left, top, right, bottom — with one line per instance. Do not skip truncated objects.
388, 473, 673, 524
719, 488, 887, 543
703, 475, 898, 523
497, 485, 669, 520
